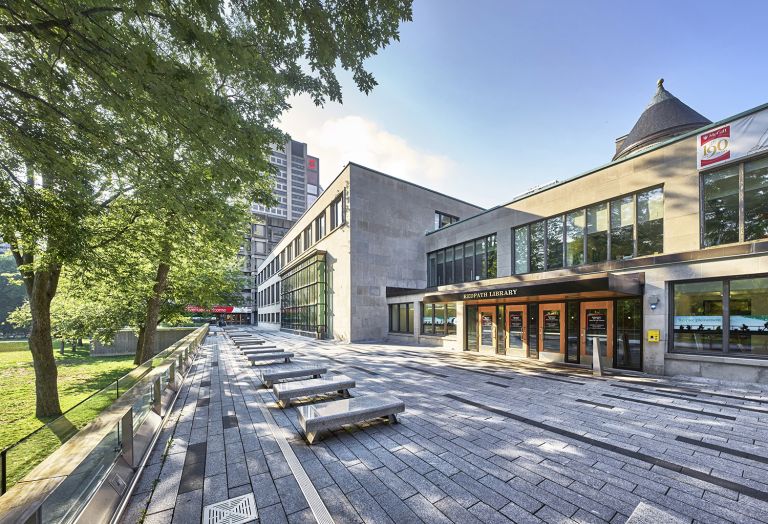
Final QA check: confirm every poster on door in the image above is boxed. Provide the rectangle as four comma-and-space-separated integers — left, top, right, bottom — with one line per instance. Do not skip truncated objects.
587, 312, 607, 333
543, 311, 560, 332
481, 314, 493, 346
697, 106, 768, 170
508, 312, 523, 331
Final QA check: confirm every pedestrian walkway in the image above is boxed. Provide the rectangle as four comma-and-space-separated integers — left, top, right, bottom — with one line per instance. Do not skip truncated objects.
123, 330, 768, 524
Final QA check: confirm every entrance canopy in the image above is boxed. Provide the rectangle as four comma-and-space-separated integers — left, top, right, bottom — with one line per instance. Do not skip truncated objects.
423, 272, 644, 304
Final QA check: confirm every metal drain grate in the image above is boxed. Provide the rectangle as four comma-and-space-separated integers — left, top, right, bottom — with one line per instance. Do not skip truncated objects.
202, 493, 257, 524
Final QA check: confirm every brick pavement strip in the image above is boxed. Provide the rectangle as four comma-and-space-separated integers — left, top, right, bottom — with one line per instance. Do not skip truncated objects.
121, 331, 768, 524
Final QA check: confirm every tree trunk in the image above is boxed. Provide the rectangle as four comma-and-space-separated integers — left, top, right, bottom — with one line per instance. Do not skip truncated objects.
137, 261, 171, 364
27, 270, 63, 418
134, 325, 146, 365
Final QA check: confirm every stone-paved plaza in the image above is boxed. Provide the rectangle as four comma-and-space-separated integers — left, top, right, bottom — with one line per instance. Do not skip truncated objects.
121, 331, 768, 524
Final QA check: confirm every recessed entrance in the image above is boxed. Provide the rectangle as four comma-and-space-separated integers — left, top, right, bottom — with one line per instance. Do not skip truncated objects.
580, 300, 614, 361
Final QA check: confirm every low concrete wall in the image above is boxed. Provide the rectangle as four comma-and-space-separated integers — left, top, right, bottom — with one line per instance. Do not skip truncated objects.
664, 353, 768, 385
91, 328, 196, 357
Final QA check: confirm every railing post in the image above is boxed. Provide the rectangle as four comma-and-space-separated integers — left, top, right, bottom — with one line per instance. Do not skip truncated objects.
121, 410, 134, 467
169, 362, 177, 391
153, 378, 162, 415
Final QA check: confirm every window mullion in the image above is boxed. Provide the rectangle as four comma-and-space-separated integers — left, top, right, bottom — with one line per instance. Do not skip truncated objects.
723, 280, 730, 353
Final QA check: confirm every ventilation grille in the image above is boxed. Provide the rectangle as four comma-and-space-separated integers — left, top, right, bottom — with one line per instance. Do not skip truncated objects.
202, 493, 257, 524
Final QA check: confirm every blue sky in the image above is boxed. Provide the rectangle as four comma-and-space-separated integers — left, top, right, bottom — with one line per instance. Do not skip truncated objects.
280, 0, 768, 208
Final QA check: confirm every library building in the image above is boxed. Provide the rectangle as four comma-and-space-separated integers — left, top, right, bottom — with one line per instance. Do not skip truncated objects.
257, 80, 768, 384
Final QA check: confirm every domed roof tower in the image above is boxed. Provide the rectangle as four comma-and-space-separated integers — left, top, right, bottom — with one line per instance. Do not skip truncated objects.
613, 79, 711, 160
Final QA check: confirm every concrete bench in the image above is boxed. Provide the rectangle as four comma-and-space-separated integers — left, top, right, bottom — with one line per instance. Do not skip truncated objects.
297, 395, 405, 444
238, 343, 274, 350
235, 339, 266, 345
247, 352, 293, 365
258, 365, 327, 387
241, 347, 280, 355
274, 375, 355, 408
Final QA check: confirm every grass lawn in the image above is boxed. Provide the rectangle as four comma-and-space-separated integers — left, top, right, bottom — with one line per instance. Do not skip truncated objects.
0, 340, 136, 488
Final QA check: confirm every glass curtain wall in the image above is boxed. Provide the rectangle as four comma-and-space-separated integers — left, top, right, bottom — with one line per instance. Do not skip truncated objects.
280, 252, 327, 337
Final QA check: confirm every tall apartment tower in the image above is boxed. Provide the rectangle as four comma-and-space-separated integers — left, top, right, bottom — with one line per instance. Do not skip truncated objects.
234, 139, 320, 324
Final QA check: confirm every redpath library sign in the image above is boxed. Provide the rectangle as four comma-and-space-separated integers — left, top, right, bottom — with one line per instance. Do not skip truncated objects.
697, 106, 768, 170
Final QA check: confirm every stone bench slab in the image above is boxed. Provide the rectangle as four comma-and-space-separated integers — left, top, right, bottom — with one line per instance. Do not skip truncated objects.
274, 375, 355, 408
297, 394, 405, 444
238, 343, 275, 350
247, 352, 292, 365
258, 365, 328, 387
241, 348, 281, 356
240, 346, 277, 353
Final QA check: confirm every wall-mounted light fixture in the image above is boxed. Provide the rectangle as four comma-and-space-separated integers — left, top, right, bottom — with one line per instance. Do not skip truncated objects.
648, 294, 661, 311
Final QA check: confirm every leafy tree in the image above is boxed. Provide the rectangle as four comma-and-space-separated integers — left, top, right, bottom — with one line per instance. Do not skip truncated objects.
0, 1, 412, 416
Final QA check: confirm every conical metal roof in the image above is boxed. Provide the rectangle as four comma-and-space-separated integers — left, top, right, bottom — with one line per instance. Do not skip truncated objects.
613, 79, 711, 160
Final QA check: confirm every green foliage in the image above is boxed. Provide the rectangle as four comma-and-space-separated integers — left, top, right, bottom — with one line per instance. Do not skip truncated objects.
0, 253, 26, 335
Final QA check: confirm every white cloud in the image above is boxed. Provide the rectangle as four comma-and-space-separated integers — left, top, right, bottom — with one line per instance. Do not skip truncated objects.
278, 97, 458, 190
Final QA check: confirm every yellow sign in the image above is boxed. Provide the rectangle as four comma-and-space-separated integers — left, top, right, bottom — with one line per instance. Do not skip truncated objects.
647, 329, 660, 342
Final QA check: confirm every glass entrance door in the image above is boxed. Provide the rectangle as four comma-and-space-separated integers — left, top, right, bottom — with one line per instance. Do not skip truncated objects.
539, 304, 565, 357
506, 305, 527, 355
580, 301, 614, 363
479, 306, 497, 352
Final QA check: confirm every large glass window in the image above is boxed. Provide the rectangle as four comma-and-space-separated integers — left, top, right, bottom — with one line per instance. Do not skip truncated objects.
616, 298, 642, 369
514, 226, 529, 274
330, 193, 345, 229
445, 247, 454, 285
454, 244, 464, 283
435, 211, 459, 230
586, 203, 608, 263
673, 280, 724, 353
464, 241, 475, 281
428, 252, 437, 287
546, 216, 564, 269
421, 303, 454, 337
529, 221, 546, 272
637, 188, 664, 256
315, 212, 326, 240
729, 277, 768, 355
745, 158, 768, 241
436, 250, 445, 286
565, 211, 585, 267
447, 303, 457, 335
610, 196, 634, 260
422, 303, 434, 335
475, 238, 486, 281
466, 305, 478, 351
702, 166, 739, 247
486, 236, 497, 278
